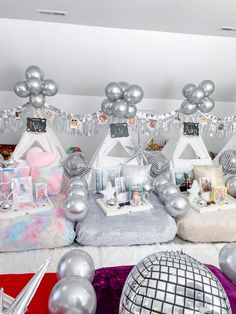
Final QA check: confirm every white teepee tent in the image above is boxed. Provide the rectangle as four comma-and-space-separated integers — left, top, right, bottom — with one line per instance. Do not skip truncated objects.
88, 132, 138, 191
12, 127, 66, 162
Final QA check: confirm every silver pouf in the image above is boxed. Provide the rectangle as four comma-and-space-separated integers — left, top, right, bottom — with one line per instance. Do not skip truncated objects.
119, 251, 231, 314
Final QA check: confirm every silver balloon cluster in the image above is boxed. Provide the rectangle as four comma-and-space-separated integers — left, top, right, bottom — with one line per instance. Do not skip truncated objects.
219, 244, 236, 284
120, 251, 231, 314
101, 81, 144, 119
49, 249, 97, 314
63, 152, 91, 177
14, 65, 58, 109
64, 177, 89, 222
219, 150, 236, 175
181, 80, 215, 115
153, 175, 190, 218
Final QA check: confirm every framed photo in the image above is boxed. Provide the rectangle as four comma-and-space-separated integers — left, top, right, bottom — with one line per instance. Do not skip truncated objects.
115, 176, 128, 203
35, 183, 48, 205
199, 177, 212, 193
174, 168, 194, 192
12, 176, 34, 207
128, 187, 144, 206
212, 186, 227, 204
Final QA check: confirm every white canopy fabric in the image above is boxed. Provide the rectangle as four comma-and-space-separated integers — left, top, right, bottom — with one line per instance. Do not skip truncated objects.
12, 127, 66, 162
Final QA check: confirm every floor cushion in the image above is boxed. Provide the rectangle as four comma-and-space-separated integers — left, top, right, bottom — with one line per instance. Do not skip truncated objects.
177, 207, 236, 242
0, 194, 75, 252
76, 193, 177, 246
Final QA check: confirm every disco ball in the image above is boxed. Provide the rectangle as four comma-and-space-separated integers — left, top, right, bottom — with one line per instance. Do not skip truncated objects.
219, 150, 236, 175
119, 251, 231, 314
63, 152, 90, 177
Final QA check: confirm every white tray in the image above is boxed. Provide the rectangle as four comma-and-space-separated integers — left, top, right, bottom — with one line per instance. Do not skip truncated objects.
96, 198, 153, 216
190, 194, 236, 213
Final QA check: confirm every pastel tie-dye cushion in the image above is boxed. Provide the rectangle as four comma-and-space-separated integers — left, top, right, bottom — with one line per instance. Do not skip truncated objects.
30, 164, 64, 196
0, 194, 75, 252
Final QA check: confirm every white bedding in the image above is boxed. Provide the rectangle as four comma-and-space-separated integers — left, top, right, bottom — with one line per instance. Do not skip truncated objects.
0, 237, 226, 274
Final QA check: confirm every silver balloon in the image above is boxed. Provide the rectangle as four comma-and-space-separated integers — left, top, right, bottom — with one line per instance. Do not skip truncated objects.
42, 79, 58, 96
189, 87, 205, 103
124, 105, 137, 119
219, 150, 236, 175
105, 82, 123, 101
225, 176, 236, 197
158, 183, 180, 204
48, 276, 97, 314
123, 85, 144, 105
64, 197, 88, 222
120, 251, 231, 314
182, 83, 196, 99
199, 80, 215, 96
118, 81, 129, 93
112, 99, 129, 118
101, 98, 113, 115
181, 99, 198, 115
14, 81, 30, 98
67, 186, 88, 199
26, 77, 42, 95
198, 97, 215, 113
69, 177, 88, 189
25, 65, 44, 80
219, 244, 236, 283
57, 249, 95, 282
29, 93, 46, 108
153, 175, 170, 195
165, 193, 190, 218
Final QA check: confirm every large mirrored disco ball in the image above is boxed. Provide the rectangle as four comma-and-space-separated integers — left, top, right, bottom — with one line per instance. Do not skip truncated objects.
119, 251, 231, 314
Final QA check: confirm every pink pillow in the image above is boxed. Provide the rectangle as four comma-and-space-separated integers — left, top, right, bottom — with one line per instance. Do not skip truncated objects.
26, 147, 57, 168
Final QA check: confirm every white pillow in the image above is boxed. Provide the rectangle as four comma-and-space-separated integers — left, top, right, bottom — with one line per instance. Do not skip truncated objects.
121, 164, 151, 187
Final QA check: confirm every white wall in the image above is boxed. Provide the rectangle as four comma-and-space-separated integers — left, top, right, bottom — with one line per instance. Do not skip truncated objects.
0, 91, 234, 159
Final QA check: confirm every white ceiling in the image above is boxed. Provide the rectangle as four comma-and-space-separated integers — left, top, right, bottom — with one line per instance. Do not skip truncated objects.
1, 1, 236, 101
1, 0, 236, 37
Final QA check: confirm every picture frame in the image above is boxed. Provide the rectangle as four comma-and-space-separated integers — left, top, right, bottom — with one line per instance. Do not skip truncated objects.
12, 176, 34, 208
115, 176, 128, 203
174, 168, 194, 192
199, 176, 212, 202
212, 186, 227, 204
35, 183, 48, 206
128, 187, 144, 206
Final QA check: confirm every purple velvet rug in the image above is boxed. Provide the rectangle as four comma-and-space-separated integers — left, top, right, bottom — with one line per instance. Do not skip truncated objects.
93, 265, 236, 314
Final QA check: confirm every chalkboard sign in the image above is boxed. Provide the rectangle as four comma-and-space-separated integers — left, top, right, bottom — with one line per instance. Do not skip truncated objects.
110, 123, 129, 138
183, 122, 199, 136
27, 118, 47, 133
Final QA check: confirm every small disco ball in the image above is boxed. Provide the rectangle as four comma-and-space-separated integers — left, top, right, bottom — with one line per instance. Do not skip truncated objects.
63, 152, 90, 177
143, 152, 169, 178
119, 251, 231, 314
219, 150, 236, 175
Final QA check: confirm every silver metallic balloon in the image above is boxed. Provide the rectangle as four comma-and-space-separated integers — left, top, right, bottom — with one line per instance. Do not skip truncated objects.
25, 65, 44, 80
198, 97, 215, 113
67, 186, 88, 199
153, 175, 170, 195
101, 98, 113, 115
69, 177, 88, 189
182, 83, 196, 99
64, 197, 88, 222
225, 176, 236, 197
14, 81, 30, 98
48, 276, 97, 314
219, 150, 236, 175
199, 80, 215, 96
42, 79, 58, 96
158, 183, 180, 204
123, 85, 144, 105
181, 99, 198, 115
120, 251, 231, 314
112, 99, 129, 118
189, 87, 205, 103
105, 82, 123, 101
57, 249, 95, 282
118, 81, 129, 93
165, 193, 190, 218
219, 244, 236, 283
29, 93, 46, 108
124, 105, 137, 119
26, 77, 42, 95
